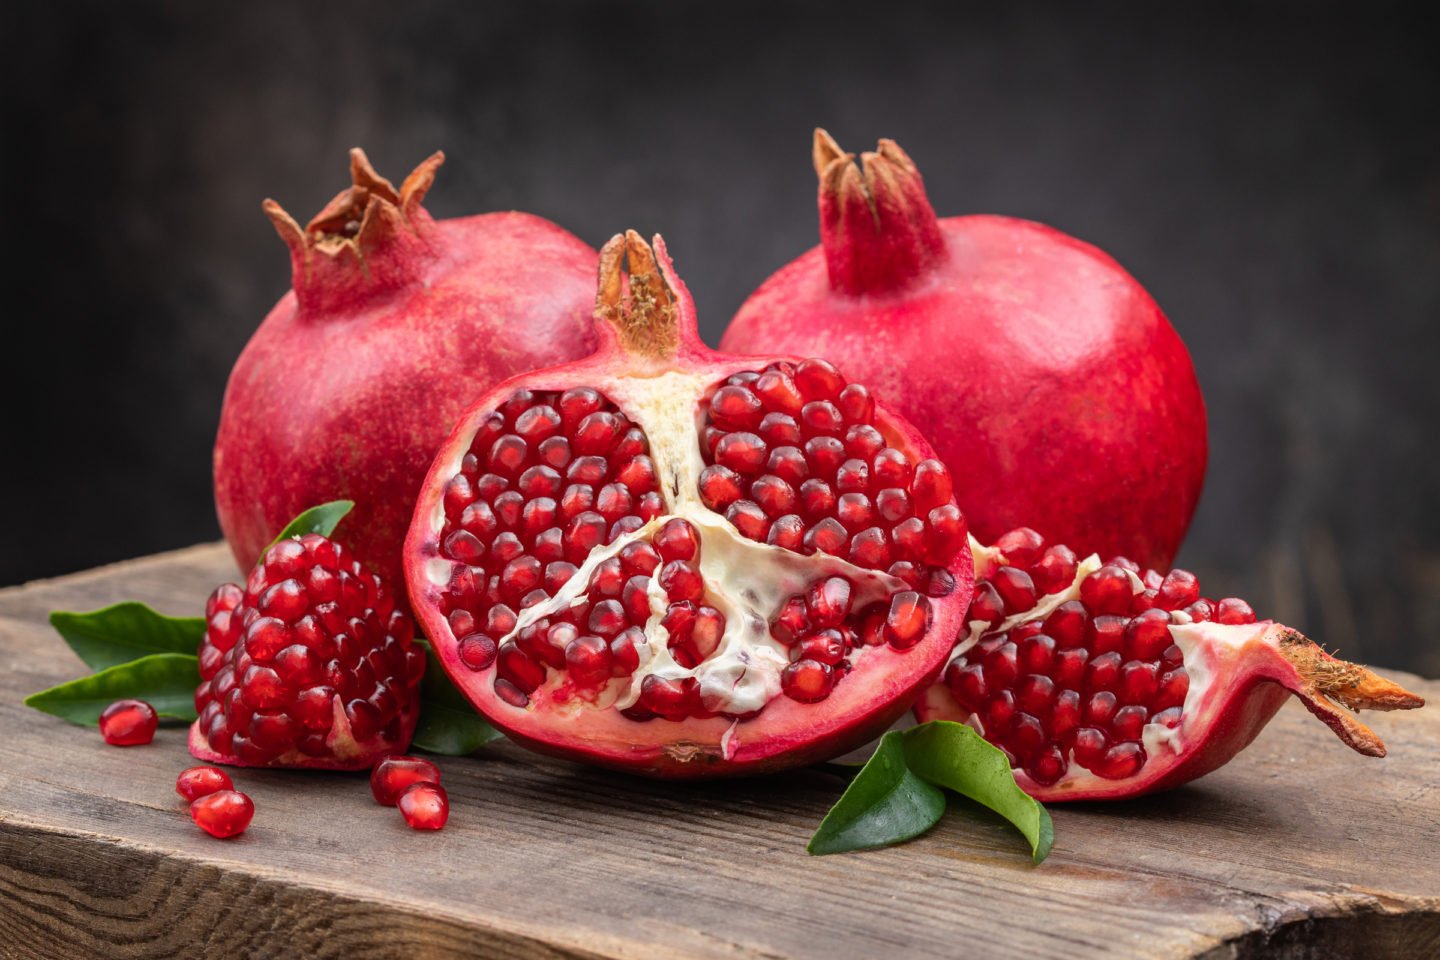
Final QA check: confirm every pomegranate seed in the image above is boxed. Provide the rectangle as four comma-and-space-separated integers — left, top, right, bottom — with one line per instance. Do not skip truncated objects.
565, 634, 613, 686
759, 412, 802, 446
397, 782, 449, 830
496, 642, 546, 693
566, 456, 609, 486
803, 517, 848, 556
806, 577, 853, 628
715, 432, 768, 475
190, 790, 254, 838
588, 599, 629, 638
767, 514, 806, 551
456, 630, 500, 671
924, 504, 967, 562
848, 527, 891, 568
1216, 597, 1257, 624
1017, 633, 1056, 674
1088, 615, 1126, 655
558, 387, 603, 429
875, 487, 912, 522
1184, 598, 1214, 622
1026, 746, 1067, 786
969, 582, 1005, 625
493, 678, 529, 707
835, 493, 874, 531
910, 459, 953, 510
990, 566, 1038, 614
884, 591, 930, 648
538, 436, 573, 469
946, 662, 987, 711
176, 766, 233, 802
370, 755, 442, 805
844, 425, 885, 460
710, 385, 764, 429
770, 595, 811, 645
1156, 569, 1201, 610
726, 500, 769, 540
834, 458, 868, 493
1092, 742, 1146, 780
1050, 689, 1081, 740
794, 358, 845, 400
1085, 652, 1123, 693
574, 411, 626, 454
984, 689, 1017, 735
781, 659, 836, 702
243, 618, 292, 663
698, 464, 744, 511
983, 641, 1020, 688
654, 518, 698, 561
751, 475, 798, 517
765, 446, 810, 486
1125, 608, 1174, 660
619, 541, 662, 576
563, 511, 608, 563
993, 527, 1044, 566
837, 383, 874, 423
1080, 565, 1135, 615
1156, 668, 1190, 710
1118, 660, 1160, 704
559, 484, 595, 520
658, 561, 705, 603
804, 437, 846, 477
798, 478, 836, 519
797, 630, 847, 665
1032, 544, 1079, 594
610, 627, 644, 675
753, 368, 804, 413
487, 435, 529, 477
514, 404, 562, 443
614, 455, 658, 493
639, 674, 693, 717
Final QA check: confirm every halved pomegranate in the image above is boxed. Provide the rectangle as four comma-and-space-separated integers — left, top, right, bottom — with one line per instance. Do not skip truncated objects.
405, 232, 974, 777
914, 528, 1425, 800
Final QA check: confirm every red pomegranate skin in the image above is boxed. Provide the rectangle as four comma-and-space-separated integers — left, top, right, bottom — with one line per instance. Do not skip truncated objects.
215, 150, 598, 587
723, 132, 1207, 570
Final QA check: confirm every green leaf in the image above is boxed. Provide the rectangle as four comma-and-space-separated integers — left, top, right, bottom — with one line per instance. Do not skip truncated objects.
269, 500, 354, 547
48, 603, 206, 672
807, 731, 947, 855
901, 721, 1054, 863
411, 640, 503, 756
25, 653, 201, 725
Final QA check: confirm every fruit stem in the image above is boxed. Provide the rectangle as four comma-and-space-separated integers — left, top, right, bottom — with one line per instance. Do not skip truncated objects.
264, 149, 444, 316
1276, 629, 1425, 757
595, 230, 683, 362
814, 129, 948, 297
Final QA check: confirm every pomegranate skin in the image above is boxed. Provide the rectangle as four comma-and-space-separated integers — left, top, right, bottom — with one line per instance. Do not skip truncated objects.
723, 132, 1207, 569
215, 149, 598, 587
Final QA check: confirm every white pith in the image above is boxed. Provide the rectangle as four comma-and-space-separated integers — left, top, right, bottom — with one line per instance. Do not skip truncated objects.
954, 539, 1270, 791
423, 370, 908, 717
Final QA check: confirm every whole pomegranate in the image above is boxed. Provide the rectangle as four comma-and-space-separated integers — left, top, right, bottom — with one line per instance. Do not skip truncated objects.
723, 130, 1207, 569
215, 148, 598, 589
405, 232, 975, 777
191, 531, 425, 769
914, 527, 1424, 800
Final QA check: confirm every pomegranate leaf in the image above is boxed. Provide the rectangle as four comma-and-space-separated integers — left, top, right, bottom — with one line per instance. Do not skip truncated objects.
412, 640, 503, 755
24, 653, 200, 725
268, 499, 354, 547
901, 721, 1054, 863
48, 602, 205, 672
806, 731, 947, 855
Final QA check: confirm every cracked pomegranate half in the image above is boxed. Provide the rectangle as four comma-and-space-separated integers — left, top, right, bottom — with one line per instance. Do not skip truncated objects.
914, 528, 1424, 800
405, 231, 974, 776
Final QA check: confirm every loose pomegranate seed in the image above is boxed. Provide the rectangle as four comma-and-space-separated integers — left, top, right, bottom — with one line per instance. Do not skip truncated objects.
370, 755, 442, 805
176, 766, 233, 802
397, 782, 449, 830
190, 790, 254, 838
99, 699, 158, 746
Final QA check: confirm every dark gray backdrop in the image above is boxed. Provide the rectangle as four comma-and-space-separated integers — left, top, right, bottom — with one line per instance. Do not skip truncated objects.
4, 2, 1437, 674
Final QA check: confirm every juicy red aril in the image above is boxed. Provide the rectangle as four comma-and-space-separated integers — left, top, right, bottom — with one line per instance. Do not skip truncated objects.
807, 576, 853, 628
794, 358, 845, 399
176, 766, 233, 801
782, 659, 836, 702
397, 781, 449, 830
370, 755, 442, 805
884, 592, 930, 648
190, 790, 254, 838
99, 699, 157, 746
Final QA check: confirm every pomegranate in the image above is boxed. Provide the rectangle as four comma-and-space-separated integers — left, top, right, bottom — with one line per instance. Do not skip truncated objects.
914, 527, 1425, 800
215, 148, 599, 589
189, 532, 425, 770
176, 766, 234, 802
405, 231, 974, 777
397, 782, 449, 830
99, 699, 157, 745
723, 130, 1207, 569
190, 790, 254, 839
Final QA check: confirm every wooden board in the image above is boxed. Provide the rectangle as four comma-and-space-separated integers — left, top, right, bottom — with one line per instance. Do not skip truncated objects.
1, 544, 1436, 959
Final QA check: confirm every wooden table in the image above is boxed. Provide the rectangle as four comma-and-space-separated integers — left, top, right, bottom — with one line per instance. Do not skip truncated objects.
1, 545, 1436, 959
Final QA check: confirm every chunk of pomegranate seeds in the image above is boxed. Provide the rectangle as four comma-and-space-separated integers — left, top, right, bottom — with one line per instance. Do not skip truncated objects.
99, 699, 158, 746
190, 790, 254, 838
175, 766, 233, 802
397, 781, 449, 830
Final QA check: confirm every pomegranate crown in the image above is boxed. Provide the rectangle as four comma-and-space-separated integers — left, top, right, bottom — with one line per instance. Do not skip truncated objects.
593, 230, 705, 365
263, 148, 445, 315
813, 129, 947, 297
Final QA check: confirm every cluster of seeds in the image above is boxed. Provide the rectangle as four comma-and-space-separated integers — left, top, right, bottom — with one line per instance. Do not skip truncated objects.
945, 527, 1258, 786
177, 766, 253, 838
371, 755, 449, 830
699, 358, 966, 577
770, 576, 933, 703
197, 534, 424, 765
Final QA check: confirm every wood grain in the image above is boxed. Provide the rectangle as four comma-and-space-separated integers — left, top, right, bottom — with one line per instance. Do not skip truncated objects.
1, 544, 1436, 960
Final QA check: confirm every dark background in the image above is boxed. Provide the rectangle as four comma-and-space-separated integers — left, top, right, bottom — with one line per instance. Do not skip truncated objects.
3, 2, 1437, 674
